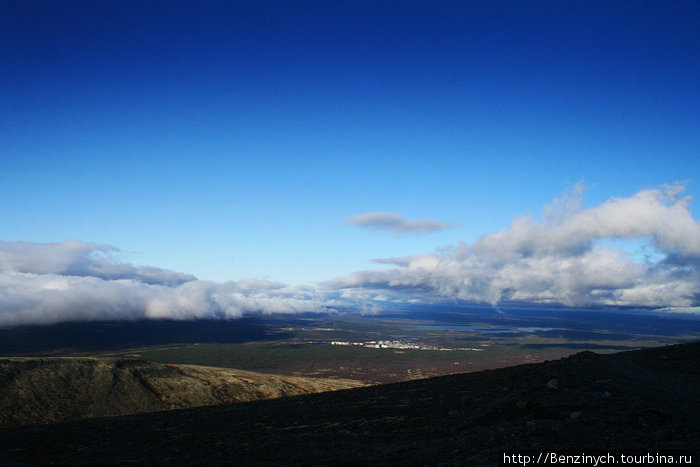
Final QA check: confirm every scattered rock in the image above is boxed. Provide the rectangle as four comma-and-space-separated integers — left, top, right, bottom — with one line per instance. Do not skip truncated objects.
546, 378, 558, 389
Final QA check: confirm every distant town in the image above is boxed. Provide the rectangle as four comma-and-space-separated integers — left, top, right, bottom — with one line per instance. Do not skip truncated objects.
329, 340, 484, 352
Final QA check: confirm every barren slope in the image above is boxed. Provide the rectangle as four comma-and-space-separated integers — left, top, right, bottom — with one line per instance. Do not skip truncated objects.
1, 342, 698, 465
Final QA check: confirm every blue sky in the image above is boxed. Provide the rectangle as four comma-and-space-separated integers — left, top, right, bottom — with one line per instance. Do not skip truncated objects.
1, 1, 699, 325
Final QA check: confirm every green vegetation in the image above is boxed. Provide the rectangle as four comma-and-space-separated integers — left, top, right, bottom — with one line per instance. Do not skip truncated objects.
17, 313, 697, 384
127, 343, 475, 369
0, 357, 364, 427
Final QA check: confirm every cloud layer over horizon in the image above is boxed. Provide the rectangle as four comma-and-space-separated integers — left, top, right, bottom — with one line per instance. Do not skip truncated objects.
0, 242, 339, 327
1, 184, 699, 326
331, 184, 700, 309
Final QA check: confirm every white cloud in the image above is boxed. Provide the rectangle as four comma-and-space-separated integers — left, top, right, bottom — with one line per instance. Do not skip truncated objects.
330, 184, 700, 308
0, 240, 195, 286
472, 184, 700, 258
346, 212, 455, 234
0, 242, 340, 327
2, 184, 698, 326
0, 272, 159, 326
0, 271, 342, 327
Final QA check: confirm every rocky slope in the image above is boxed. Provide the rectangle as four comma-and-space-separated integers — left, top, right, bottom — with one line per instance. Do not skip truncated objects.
1, 342, 699, 465
0, 357, 364, 427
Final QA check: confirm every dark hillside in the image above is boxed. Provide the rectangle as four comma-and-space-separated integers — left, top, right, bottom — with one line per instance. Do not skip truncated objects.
0, 358, 364, 427
1, 342, 699, 465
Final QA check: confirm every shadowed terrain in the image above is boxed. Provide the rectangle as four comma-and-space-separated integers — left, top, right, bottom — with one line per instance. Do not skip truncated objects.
1, 342, 698, 465
0, 357, 364, 427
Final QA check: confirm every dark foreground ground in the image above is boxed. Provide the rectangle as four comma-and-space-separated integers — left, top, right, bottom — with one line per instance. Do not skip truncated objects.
1, 342, 699, 466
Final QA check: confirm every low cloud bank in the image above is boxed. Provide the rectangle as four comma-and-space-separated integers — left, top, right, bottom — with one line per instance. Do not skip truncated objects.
0, 242, 338, 327
331, 184, 700, 308
0, 270, 339, 327
346, 212, 454, 234
1, 184, 698, 326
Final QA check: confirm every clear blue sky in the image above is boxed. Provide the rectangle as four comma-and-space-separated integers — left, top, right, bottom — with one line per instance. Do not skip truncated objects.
2, 1, 699, 289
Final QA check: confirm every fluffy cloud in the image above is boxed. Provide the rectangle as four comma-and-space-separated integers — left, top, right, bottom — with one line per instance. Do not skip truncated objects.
144, 280, 341, 320
346, 212, 454, 234
0, 241, 195, 286
0, 241, 339, 327
0, 272, 340, 327
331, 184, 700, 308
473, 184, 700, 258
2, 184, 698, 327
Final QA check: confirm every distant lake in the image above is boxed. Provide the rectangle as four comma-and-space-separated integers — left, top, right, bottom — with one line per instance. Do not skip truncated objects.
409, 324, 556, 334
375, 306, 700, 340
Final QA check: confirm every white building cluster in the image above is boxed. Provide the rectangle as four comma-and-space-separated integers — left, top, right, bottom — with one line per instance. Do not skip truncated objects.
329, 340, 483, 352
